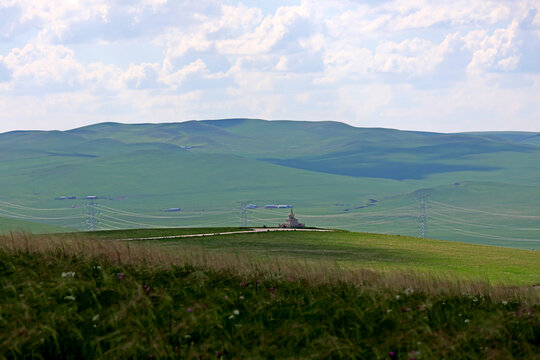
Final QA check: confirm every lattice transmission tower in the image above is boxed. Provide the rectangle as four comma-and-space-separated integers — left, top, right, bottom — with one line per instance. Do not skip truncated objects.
417, 194, 428, 238
86, 197, 98, 231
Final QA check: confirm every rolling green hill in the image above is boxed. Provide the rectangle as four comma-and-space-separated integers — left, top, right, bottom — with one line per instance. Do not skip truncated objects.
0, 119, 538, 248
0, 216, 68, 234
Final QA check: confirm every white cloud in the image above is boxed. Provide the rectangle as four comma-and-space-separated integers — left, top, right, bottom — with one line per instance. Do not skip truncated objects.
163, 59, 209, 88
0, 0, 538, 132
124, 62, 161, 89
3, 43, 85, 87
160, 30, 213, 59
274, 56, 288, 71
466, 21, 521, 72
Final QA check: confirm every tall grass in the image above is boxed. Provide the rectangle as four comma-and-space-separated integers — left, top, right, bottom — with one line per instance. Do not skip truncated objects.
3, 232, 537, 300
1, 232, 538, 359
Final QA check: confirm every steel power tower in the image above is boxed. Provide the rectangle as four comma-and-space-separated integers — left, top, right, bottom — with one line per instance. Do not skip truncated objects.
417, 195, 428, 238
86, 198, 98, 231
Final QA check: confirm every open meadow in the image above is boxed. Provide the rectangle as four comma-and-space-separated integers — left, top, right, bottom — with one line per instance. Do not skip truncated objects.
1, 229, 538, 359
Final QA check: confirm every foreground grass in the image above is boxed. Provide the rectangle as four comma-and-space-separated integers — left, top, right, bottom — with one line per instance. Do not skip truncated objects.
0, 233, 539, 359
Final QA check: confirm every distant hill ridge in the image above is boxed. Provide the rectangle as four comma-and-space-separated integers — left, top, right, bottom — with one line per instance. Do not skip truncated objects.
2, 119, 537, 180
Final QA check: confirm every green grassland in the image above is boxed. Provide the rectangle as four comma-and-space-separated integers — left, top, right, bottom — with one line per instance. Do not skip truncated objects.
115, 229, 538, 285
0, 231, 538, 359
0, 119, 539, 248
0, 216, 68, 234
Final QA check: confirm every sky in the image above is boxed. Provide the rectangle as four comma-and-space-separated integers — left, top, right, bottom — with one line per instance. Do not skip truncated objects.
0, 0, 539, 133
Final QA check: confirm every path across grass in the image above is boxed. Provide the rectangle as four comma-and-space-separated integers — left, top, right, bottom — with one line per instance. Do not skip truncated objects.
115, 227, 333, 241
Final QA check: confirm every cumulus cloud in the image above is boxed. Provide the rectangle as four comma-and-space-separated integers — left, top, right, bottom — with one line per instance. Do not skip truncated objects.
466, 21, 521, 72
2, 43, 86, 90
124, 62, 162, 89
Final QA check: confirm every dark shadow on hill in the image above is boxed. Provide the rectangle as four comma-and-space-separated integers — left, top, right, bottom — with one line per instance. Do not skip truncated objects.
263, 158, 499, 180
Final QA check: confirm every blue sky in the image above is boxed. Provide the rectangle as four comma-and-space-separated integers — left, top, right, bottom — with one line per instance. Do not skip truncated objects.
0, 0, 539, 133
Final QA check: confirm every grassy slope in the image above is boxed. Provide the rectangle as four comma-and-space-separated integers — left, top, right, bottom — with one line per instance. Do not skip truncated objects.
0, 232, 538, 359
0, 216, 68, 234
0, 119, 539, 248
132, 230, 539, 285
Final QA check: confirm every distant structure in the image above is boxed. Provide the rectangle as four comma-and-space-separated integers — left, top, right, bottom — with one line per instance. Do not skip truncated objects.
279, 208, 305, 228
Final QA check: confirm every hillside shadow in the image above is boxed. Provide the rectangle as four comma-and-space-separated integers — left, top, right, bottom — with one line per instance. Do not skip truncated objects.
264, 158, 499, 180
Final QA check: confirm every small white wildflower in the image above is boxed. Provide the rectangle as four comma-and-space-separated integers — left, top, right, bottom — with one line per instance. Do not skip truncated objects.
93, 265, 101, 270
404, 288, 414, 295
61, 271, 75, 278
224, 295, 228, 300
464, 319, 470, 324
395, 295, 401, 300
386, 309, 392, 313
239, 296, 245, 300
184, 335, 191, 339
472, 297, 478, 302
228, 315, 234, 319
92, 314, 100, 321
502, 300, 508, 305
64, 295, 76, 301
233, 309, 240, 315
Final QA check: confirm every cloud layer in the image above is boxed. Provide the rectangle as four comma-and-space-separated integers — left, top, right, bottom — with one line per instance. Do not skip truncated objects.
0, 0, 539, 132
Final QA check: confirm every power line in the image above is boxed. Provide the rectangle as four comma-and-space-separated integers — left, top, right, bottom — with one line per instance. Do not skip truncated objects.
0, 206, 84, 221
430, 200, 540, 220
96, 204, 233, 219
430, 210, 540, 231
239, 201, 247, 227
0, 200, 75, 211
98, 212, 159, 228
433, 222, 540, 242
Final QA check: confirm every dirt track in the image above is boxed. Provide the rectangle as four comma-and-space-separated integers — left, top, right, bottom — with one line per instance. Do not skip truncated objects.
116, 228, 333, 241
